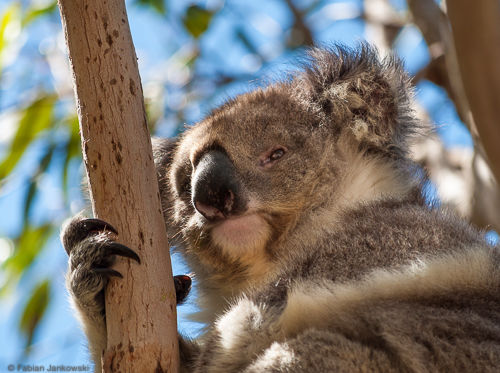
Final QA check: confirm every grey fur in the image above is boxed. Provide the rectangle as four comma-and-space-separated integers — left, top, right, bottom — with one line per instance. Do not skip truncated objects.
62, 217, 114, 366
62, 45, 500, 372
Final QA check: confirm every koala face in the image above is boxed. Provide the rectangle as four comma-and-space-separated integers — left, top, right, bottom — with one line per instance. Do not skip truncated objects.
170, 86, 330, 269
167, 46, 417, 287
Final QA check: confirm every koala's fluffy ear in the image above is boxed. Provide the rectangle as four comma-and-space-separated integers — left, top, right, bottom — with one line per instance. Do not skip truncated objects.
299, 45, 420, 157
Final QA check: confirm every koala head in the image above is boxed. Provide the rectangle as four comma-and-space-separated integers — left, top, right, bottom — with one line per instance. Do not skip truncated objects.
166, 45, 420, 288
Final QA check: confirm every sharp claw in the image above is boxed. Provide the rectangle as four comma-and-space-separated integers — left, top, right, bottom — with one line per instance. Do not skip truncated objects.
106, 242, 141, 264
83, 218, 118, 235
93, 268, 123, 278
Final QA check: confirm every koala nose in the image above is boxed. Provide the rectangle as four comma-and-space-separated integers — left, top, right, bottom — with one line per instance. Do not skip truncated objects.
191, 149, 241, 221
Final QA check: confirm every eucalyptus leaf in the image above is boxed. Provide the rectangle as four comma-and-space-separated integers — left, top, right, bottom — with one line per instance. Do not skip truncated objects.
19, 279, 51, 350
0, 94, 57, 180
4, 224, 53, 275
0, 3, 20, 59
135, 0, 167, 15
23, 144, 56, 224
183, 5, 214, 39
22, 1, 57, 26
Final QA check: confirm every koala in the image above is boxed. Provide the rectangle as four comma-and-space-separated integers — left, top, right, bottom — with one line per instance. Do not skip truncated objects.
62, 45, 500, 372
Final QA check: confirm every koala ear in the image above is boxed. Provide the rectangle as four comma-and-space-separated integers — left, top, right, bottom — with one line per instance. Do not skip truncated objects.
300, 45, 419, 156
343, 71, 400, 146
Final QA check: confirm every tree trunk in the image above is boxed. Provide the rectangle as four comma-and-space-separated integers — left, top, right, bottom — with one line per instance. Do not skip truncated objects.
447, 0, 500, 185
57, 1, 179, 371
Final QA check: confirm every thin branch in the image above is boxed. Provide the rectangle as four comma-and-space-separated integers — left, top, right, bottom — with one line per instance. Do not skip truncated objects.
407, 0, 473, 132
283, 0, 314, 46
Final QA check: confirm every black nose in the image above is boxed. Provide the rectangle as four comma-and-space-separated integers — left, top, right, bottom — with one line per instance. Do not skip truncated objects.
191, 149, 241, 221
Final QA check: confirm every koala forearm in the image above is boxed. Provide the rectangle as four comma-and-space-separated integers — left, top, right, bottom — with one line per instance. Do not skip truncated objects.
69, 297, 106, 373
72, 306, 197, 373
179, 335, 201, 373
71, 296, 198, 373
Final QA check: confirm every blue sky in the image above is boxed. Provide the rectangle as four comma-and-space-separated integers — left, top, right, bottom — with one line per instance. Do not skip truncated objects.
0, 0, 477, 369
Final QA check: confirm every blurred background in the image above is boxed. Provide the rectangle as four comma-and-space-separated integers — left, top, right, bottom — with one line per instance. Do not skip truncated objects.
1, 0, 499, 369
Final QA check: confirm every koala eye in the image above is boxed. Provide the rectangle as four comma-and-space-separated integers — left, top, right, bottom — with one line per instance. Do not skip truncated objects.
270, 148, 285, 160
259, 146, 287, 168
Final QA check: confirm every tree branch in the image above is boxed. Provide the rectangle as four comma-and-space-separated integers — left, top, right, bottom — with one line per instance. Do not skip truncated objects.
407, 0, 472, 131
363, 0, 406, 52
284, 0, 314, 47
447, 0, 500, 185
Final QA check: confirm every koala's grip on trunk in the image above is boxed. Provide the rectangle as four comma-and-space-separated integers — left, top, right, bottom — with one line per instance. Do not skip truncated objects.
63, 45, 500, 372
62, 217, 191, 367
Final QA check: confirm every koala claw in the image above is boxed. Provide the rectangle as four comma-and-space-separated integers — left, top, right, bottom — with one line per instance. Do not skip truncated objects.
174, 274, 192, 304
62, 217, 143, 313
104, 242, 141, 264
93, 267, 124, 279
64, 217, 191, 309
63, 217, 141, 265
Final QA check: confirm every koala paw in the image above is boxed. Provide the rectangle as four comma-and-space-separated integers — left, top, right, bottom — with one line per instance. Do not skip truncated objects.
63, 217, 192, 314
62, 217, 141, 317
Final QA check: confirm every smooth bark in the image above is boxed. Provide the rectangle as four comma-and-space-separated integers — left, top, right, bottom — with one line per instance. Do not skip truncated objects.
447, 0, 500, 184
58, 0, 179, 371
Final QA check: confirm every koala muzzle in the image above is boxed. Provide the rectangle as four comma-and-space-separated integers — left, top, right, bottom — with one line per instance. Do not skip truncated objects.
192, 149, 243, 221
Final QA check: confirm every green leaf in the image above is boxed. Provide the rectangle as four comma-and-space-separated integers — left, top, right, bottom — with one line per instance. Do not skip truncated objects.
4, 224, 52, 275
19, 279, 51, 349
23, 143, 56, 224
0, 4, 19, 50
62, 116, 81, 202
135, 0, 167, 15
22, 1, 57, 27
183, 5, 214, 39
0, 94, 57, 180
0, 3, 21, 65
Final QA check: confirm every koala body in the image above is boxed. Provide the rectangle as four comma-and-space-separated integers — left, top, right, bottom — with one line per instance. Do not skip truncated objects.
63, 46, 500, 372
